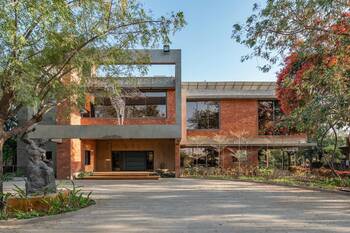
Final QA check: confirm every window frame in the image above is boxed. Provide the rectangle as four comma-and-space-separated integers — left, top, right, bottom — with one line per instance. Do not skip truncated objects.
124, 91, 168, 119
186, 100, 220, 130
258, 100, 286, 136
88, 90, 168, 119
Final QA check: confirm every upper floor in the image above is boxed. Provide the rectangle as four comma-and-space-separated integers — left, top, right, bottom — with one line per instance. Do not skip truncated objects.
181, 81, 307, 146
28, 49, 309, 146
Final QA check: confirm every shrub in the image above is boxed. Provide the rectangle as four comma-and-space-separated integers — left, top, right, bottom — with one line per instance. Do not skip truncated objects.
155, 169, 176, 178
43, 182, 95, 215
13, 210, 44, 219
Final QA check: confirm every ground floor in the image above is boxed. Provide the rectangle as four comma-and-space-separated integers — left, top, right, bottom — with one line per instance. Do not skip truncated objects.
2, 179, 350, 233
56, 139, 181, 179
15, 137, 309, 179
55, 138, 266, 179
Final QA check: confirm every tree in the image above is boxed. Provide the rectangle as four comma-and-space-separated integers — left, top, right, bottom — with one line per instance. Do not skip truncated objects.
232, 0, 349, 175
0, 0, 185, 194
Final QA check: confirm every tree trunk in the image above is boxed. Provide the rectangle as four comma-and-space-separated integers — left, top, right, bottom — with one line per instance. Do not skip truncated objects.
347, 134, 350, 168
266, 151, 269, 168
0, 138, 4, 196
288, 152, 291, 169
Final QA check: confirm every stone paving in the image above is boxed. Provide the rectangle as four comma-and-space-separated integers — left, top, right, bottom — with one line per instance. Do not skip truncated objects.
1, 178, 350, 233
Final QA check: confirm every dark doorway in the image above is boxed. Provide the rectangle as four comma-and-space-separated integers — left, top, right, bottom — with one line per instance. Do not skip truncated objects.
112, 151, 154, 171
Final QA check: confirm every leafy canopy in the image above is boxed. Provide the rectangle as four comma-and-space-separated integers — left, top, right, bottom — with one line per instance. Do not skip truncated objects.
0, 0, 185, 139
233, 0, 350, 138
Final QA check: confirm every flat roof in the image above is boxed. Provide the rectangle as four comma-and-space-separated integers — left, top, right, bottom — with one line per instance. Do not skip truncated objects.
182, 81, 276, 91
182, 81, 276, 99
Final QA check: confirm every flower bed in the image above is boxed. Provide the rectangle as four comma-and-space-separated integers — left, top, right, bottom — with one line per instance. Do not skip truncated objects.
0, 183, 95, 220
6, 191, 69, 214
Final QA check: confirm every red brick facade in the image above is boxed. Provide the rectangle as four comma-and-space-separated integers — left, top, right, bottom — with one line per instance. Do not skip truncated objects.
55, 86, 306, 179
56, 139, 71, 179
183, 97, 306, 170
81, 140, 96, 173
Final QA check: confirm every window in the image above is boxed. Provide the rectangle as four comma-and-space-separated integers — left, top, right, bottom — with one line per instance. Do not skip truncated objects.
187, 101, 219, 129
180, 147, 219, 168
125, 92, 166, 118
258, 100, 286, 135
45, 151, 52, 160
146, 151, 154, 170
93, 91, 167, 118
84, 150, 91, 165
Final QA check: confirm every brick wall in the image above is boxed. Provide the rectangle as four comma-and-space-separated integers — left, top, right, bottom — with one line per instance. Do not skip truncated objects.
186, 99, 258, 139
56, 139, 71, 179
56, 98, 82, 179
70, 139, 82, 175
81, 140, 96, 172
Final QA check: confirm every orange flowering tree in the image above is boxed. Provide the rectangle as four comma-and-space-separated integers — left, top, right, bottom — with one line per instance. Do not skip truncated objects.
233, 0, 350, 172
276, 11, 350, 130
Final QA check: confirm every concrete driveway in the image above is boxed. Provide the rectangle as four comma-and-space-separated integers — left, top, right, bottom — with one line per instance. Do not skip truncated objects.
1, 178, 350, 233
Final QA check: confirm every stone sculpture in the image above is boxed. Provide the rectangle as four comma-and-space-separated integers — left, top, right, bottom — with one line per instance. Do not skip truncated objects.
23, 138, 56, 195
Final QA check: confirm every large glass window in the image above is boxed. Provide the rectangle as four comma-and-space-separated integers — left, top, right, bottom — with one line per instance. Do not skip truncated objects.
92, 91, 167, 118
180, 147, 219, 168
125, 92, 166, 118
187, 101, 219, 129
258, 100, 285, 135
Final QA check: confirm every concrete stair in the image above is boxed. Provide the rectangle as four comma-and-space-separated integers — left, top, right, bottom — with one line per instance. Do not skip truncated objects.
79, 171, 160, 180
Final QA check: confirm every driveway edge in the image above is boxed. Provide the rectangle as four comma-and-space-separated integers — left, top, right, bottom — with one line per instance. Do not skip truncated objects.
182, 177, 350, 197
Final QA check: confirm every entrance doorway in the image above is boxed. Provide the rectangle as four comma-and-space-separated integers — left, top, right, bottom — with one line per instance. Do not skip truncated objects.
112, 151, 154, 171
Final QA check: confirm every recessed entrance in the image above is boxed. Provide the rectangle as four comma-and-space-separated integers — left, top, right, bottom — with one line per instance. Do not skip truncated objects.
112, 151, 154, 171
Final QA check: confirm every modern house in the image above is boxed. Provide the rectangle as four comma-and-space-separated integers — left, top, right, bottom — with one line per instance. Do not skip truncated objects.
17, 49, 314, 179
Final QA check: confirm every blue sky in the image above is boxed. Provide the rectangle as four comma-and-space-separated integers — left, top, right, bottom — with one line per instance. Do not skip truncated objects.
139, 0, 279, 82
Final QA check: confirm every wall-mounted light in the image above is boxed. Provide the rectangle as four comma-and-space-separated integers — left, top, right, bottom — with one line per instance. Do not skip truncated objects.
163, 44, 170, 53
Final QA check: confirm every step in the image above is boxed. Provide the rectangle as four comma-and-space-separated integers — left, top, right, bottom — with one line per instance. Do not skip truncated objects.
80, 175, 160, 180
92, 172, 157, 176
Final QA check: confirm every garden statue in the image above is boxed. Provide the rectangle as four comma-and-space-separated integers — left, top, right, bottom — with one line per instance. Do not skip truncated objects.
22, 137, 56, 195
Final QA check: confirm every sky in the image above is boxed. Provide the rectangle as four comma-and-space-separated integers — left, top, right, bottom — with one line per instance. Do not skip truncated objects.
139, 0, 280, 82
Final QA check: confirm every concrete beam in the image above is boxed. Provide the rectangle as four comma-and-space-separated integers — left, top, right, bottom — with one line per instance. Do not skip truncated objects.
186, 89, 276, 100
29, 125, 181, 139
90, 77, 176, 90
95, 49, 181, 65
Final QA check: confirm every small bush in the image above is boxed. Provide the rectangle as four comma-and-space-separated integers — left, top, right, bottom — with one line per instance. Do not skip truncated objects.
13, 210, 44, 219
43, 182, 95, 215
76, 171, 93, 179
155, 169, 176, 178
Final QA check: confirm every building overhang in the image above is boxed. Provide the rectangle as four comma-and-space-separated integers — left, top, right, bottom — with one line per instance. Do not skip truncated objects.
29, 125, 181, 139
181, 137, 316, 148
88, 76, 176, 90
185, 89, 276, 100
181, 143, 316, 148
182, 81, 276, 99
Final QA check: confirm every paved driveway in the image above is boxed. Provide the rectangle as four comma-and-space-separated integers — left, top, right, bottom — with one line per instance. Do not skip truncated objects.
1, 178, 350, 233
